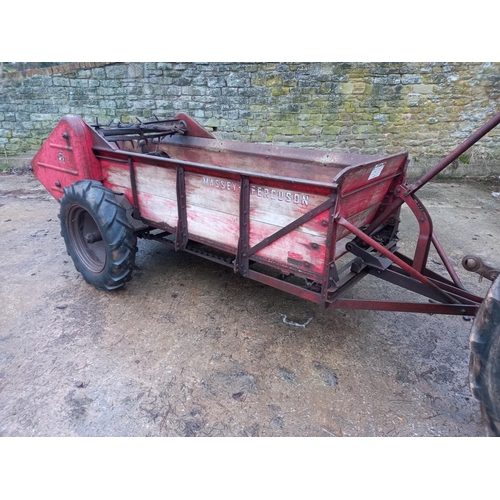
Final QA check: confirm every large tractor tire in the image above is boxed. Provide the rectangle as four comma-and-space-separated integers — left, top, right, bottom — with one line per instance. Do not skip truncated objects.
469, 275, 500, 436
59, 180, 137, 290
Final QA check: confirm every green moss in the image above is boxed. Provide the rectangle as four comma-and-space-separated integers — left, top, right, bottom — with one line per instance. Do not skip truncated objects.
270, 87, 290, 97
323, 125, 341, 135
266, 76, 282, 87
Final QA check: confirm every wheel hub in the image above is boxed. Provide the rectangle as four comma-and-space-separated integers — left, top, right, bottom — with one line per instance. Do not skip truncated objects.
67, 205, 106, 273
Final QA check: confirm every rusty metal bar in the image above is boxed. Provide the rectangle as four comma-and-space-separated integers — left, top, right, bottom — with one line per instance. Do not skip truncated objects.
247, 269, 323, 304
368, 266, 478, 305
431, 233, 465, 289
337, 216, 460, 304
128, 156, 140, 217
405, 193, 433, 273
327, 299, 477, 315
175, 165, 188, 251
323, 202, 339, 302
406, 111, 500, 196
247, 197, 335, 258
389, 265, 482, 304
93, 148, 337, 189
392, 250, 482, 304
236, 176, 251, 277
363, 113, 500, 239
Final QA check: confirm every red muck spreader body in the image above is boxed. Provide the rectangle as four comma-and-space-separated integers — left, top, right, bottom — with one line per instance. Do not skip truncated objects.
31, 111, 500, 435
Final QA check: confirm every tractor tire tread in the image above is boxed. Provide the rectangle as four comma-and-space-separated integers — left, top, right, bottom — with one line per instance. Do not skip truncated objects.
469, 276, 500, 436
60, 180, 137, 290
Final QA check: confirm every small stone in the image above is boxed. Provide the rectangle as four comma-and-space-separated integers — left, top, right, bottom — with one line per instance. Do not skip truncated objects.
313, 362, 339, 386
271, 416, 284, 428
4, 219, 11, 222
172, 291, 179, 298
75, 381, 84, 388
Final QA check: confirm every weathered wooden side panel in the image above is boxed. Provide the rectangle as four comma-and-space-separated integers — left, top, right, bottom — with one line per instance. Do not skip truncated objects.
336, 206, 380, 240
249, 219, 328, 275
159, 139, 346, 184
184, 172, 241, 249
332, 154, 408, 241
185, 172, 331, 274
247, 182, 329, 274
103, 160, 332, 275
338, 181, 394, 221
102, 162, 178, 229
334, 154, 407, 193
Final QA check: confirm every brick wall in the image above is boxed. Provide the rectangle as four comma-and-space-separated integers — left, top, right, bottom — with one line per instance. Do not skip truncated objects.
1, 62, 499, 177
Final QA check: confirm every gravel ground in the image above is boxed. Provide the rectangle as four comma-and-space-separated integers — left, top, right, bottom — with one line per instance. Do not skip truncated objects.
1, 172, 499, 436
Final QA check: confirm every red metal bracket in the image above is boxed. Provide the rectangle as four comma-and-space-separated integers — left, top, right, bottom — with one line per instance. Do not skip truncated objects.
336, 215, 460, 305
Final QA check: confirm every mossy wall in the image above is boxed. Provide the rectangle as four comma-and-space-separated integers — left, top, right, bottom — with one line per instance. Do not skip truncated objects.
1, 62, 499, 177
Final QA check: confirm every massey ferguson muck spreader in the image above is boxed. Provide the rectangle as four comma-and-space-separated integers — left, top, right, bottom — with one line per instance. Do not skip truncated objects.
31, 111, 500, 435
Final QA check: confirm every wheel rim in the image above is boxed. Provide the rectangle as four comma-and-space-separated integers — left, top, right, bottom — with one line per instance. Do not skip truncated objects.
67, 204, 106, 273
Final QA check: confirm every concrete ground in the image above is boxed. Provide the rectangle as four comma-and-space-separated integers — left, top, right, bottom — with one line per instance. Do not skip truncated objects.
1, 172, 499, 436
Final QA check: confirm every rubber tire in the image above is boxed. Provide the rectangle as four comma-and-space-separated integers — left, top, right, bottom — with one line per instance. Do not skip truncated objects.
59, 180, 137, 290
469, 275, 500, 436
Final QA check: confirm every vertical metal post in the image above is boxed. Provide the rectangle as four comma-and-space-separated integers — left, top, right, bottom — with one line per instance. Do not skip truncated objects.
236, 176, 250, 276
322, 196, 338, 302
175, 165, 188, 251
401, 192, 433, 273
128, 156, 140, 218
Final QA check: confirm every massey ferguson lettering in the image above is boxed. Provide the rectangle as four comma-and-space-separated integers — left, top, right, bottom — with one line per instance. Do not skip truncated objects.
202, 176, 239, 192
202, 177, 309, 206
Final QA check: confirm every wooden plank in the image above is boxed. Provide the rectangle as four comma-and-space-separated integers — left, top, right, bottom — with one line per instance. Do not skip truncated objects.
337, 179, 394, 221
185, 172, 330, 237
185, 171, 241, 215
138, 192, 179, 228
335, 153, 407, 193
102, 180, 179, 229
249, 184, 329, 237
249, 219, 327, 275
185, 204, 240, 249
103, 162, 178, 227
159, 142, 345, 184
336, 206, 379, 240
103, 162, 177, 200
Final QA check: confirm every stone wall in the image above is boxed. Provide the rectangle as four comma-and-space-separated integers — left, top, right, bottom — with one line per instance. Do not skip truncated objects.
1, 62, 499, 177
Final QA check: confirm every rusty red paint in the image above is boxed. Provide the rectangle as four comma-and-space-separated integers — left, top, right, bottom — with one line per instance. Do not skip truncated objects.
31, 115, 103, 198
